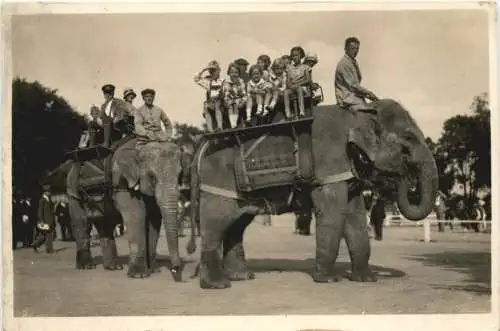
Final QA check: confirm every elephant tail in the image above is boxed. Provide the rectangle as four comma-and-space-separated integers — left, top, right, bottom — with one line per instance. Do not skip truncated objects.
186, 228, 197, 255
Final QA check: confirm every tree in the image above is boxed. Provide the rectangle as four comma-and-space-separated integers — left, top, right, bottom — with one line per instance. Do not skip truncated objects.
172, 122, 208, 149
12, 77, 87, 196
435, 93, 491, 203
469, 93, 491, 189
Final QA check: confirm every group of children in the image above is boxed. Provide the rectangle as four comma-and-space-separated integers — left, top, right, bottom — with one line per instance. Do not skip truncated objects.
194, 46, 322, 132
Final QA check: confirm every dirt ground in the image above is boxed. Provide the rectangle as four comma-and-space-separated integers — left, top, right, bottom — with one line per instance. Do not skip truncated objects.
12, 214, 491, 316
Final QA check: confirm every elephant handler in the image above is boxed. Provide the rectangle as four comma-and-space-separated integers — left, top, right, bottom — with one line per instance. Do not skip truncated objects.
134, 88, 174, 147
334, 37, 379, 112
99, 84, 134, 148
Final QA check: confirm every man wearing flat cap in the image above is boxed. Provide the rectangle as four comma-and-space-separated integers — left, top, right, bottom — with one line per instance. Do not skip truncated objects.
134, 88, 174, 146
99, 84, 134, 147
32, 184, 55, 253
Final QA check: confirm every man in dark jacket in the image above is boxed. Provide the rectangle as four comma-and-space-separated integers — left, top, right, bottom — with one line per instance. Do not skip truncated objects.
32, 185, 56, 253
12, 190, 21, 250
19, 197, 35, 248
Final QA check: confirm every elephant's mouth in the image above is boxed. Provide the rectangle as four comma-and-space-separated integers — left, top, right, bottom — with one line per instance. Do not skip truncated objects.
346, 142, 402, 190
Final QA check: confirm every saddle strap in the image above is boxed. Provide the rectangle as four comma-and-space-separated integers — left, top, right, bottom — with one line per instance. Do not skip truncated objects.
199, 171, 354, 200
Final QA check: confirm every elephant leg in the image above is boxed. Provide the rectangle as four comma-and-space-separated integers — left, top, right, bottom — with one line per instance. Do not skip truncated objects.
199, 196, 239, 289
114, 191, 149, 278
95, 214, 123, 271
344, 188, 376, 282
68, 197, 96, 270
311, 183, 346, 283
222, 213, 255, 281
145, 197, 161, 274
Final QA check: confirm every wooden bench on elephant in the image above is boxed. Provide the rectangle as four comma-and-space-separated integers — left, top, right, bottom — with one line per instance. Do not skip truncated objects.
202, 117, 316, 194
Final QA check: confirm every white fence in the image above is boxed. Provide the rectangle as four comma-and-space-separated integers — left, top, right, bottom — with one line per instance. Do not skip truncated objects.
379, 213, 491, 243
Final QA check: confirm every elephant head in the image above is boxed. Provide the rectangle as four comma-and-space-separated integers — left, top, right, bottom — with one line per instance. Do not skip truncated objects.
346, 99, 439, 221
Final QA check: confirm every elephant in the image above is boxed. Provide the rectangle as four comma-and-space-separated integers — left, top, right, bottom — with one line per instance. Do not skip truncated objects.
66, 136, 195, 281
189, 99, 439, 289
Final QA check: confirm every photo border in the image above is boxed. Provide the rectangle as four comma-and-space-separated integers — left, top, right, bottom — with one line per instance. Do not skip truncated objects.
2, 1, 498, 330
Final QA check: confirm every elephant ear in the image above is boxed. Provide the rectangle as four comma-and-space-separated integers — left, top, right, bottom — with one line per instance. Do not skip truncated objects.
347, 114, 382, 163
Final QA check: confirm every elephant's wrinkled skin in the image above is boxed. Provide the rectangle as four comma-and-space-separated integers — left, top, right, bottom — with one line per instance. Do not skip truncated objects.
191, 99, 439, 289
66, 138, 195, 281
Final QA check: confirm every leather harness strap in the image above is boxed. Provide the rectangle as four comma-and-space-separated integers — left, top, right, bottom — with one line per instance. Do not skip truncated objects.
199, 171, 355, 200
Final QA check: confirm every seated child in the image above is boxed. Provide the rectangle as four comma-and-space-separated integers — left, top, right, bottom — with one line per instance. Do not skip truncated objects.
246, 65, 274, 122
256, 54, 272, 81
87, 105, 102, 147
267, 58, 291, 119
285, 46, 311, 118
302, 53, 323, 106
194, 60, 224, 131
222, 63, 248, 128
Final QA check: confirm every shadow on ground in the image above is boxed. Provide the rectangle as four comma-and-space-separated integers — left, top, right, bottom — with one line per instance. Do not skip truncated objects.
248, 258, 406, 280
405, 251, 491, 295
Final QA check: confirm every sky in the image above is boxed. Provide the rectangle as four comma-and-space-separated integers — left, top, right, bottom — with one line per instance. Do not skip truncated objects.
11, 10, 490, 140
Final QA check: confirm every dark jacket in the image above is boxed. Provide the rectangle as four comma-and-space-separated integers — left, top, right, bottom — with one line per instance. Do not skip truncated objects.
99, 98, 132, 123
37, 195, 55, 227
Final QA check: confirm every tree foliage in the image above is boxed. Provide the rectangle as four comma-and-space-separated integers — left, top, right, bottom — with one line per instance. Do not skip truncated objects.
429, 93, 491, 203
12, 77, 88, 196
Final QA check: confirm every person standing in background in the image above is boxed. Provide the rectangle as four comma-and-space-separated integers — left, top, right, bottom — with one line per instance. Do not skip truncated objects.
32, 185, 56, 253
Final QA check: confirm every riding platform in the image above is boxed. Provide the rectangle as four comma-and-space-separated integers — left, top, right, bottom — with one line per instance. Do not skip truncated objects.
201, 117, 316, 194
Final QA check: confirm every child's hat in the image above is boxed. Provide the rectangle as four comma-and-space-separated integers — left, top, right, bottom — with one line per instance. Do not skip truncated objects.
303, 53, 318, 64
123, 88, 137, 99
207, 60, 220, 70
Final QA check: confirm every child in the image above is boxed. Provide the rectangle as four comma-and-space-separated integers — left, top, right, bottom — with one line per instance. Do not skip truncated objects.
194, 60, 224, 131
302, 53, 323, 106
281, 55, 292, 67
256, 54, 272, 81
286, 46, 311, 118
222, 63, 247, 128
267, 58, 291, 119
246, 65, 273, 123
85, 105, 102, 147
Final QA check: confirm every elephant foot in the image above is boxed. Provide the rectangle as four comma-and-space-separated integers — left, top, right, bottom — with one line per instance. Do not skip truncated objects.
127, 257, 151, 279
200, 276, 231, 289
349, 268, 377, 282
104, 261, 123, 271
200, 250, 231, 289
76, 250, 97, 270
312, 265, 343, 283
227, 270, 255, 281
169, 265, 182, 282
312, 272, 343, 283
223, 243, 253, 281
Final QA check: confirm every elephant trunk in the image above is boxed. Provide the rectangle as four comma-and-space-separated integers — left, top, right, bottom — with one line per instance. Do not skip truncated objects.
157, 186, 181, 266
396, 146, 439, 221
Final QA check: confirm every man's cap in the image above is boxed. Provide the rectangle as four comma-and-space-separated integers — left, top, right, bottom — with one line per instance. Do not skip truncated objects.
123, 88, 137, 99
141, 88, 156, 96
207, 60, 220, 70
234, 58, 249, 66
101, 84, 116, 94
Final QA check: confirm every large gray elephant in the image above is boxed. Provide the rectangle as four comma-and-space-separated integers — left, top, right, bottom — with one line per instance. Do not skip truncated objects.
66, 137, 195, 281
189, 99, 439, 289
